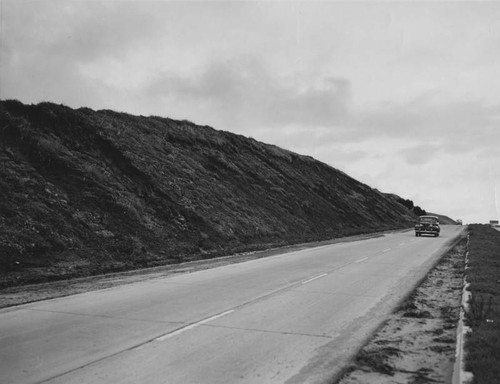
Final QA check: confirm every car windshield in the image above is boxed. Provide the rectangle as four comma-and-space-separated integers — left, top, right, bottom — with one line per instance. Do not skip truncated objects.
419, 217, 438, 224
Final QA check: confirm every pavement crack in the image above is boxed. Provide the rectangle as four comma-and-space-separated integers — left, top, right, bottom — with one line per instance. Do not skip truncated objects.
289, 289, 379, 298
201, 323, 333, 339
26, 308, 184, 324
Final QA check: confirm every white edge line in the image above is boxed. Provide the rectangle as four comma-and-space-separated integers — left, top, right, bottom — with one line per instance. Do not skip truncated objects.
382, 248, 391, 253
354, 257, 369, 263
302, 273, 328, 284
155, 310, 235, 341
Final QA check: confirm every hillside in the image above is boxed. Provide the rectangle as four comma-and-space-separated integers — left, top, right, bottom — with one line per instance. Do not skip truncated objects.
0, 100, 417, 287
427, 212, 457, 225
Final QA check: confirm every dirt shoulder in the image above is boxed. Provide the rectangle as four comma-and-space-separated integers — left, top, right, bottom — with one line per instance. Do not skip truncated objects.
0, 230, 392, 309
336, 234, 467, 384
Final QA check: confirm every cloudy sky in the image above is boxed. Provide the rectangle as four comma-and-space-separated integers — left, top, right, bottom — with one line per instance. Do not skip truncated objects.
1, 0, 499, 224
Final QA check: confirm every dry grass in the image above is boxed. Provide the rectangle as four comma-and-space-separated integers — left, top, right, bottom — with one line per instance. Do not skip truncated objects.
465, 224, 500, 384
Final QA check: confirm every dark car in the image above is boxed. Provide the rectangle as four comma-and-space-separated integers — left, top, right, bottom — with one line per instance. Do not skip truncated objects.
415, 215, 440, 237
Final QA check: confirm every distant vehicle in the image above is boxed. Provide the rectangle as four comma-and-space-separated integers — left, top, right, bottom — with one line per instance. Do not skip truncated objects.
456, 219, 463, 225
415, 215, 440, 237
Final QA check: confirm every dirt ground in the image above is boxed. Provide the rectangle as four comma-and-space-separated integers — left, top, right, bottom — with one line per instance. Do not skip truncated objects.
337, 237, 466, 384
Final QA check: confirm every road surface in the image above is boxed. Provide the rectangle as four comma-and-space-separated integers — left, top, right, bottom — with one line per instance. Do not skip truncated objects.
0, 225, 464, 384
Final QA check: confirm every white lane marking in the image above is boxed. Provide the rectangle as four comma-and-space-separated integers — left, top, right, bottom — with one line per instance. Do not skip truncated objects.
302, 273, 328, 285
354, 257, 369, 263
155, 310, 235, 341
382, 248, 391, 253
398, 242, 406, 246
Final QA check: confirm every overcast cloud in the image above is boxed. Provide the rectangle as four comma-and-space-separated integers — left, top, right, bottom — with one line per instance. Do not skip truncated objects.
1, 0, 499, 223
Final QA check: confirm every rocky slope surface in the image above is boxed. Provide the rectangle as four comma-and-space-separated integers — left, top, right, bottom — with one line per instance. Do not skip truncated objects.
1, 100, 416, 286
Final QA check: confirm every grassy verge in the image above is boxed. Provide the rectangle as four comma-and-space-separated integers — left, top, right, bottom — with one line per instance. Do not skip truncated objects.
465, 224, 500, 383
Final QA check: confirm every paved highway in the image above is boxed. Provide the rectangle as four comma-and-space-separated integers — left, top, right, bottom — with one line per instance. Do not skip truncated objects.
0, 225, 464, 384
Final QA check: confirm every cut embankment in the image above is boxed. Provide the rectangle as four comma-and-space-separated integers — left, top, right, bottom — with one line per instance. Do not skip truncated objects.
1, 100, 417, 288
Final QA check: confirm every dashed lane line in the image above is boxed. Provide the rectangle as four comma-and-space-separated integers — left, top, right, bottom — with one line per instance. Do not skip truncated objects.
155, 310, 235, 342
354, 257, 369, 264
302, 273, 328, 285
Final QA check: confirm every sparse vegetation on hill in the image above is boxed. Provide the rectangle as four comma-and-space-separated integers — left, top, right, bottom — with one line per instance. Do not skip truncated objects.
1, 100, 417, 287
395, 196, 427, 217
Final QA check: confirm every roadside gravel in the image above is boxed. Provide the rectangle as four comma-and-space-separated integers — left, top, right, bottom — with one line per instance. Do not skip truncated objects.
337, 235, 467, 384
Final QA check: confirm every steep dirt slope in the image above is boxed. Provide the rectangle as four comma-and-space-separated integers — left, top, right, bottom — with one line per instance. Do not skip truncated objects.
0, 100, 416, 286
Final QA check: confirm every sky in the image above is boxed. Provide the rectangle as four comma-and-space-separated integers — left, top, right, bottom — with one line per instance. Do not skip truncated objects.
1, 0, 499, 224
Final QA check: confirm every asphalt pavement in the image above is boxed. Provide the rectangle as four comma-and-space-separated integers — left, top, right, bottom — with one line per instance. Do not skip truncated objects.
0, 225, 465, 384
